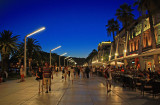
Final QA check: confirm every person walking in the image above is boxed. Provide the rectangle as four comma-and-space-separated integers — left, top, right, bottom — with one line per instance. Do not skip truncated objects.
70, 66, 75, 84
80, 67, 83, 79
64, 66, 68, 81
36, 67, 43, 93
62, 66, 65, 79
51, 66, 55, 73
77, 66, 80, 77
68, 66, 71, 79
85, 66, 90, 78
55, 66, 59, 76
20, 64, 25, 82
75, 66, 79, 78
92, 66, 96, 75
104, 65, 112, 92
83, 67, 86, 78
43, 62, 53, 93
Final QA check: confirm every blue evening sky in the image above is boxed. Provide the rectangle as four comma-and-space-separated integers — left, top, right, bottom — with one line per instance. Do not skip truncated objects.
0, 0, 139, 58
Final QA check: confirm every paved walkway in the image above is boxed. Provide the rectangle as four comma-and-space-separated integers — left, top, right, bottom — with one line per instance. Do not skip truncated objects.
0, 73, 160, 105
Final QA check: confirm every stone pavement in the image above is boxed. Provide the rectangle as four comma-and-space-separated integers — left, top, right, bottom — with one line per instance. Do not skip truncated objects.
0, 72, 160, 105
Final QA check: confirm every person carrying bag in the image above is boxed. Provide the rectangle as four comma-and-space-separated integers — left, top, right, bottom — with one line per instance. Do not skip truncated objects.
104, 65, 112, 92
36, 67, 43, 93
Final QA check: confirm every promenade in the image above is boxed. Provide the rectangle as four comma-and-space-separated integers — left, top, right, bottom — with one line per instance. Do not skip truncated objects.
0, 73, 159, 105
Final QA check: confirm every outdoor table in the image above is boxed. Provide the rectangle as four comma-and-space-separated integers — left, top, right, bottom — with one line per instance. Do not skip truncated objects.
139, 78, 153, 96
141, 78, 151, 82
124, 74, 133, 79
133, 77, 140, 79
155, 80, 160, 83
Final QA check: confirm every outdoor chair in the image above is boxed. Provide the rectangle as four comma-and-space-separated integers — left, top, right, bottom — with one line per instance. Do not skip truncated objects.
123, 77, 132, 88
152, 80, 160, 97
142, 80, 153, 96
113, 73, 121, 83
129, 78, 135, 90
135, 79, 142, 91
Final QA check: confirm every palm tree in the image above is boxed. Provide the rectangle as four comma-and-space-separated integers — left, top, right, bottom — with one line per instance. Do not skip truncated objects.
134, 0, 160, 71
137, 17, 145, 71
11, 42, 24, 67
26, 38, 41, 71
116, 3, 134, 28
106, 19, 119, 52
0, 30, 19, 72
116, 3, 134, 67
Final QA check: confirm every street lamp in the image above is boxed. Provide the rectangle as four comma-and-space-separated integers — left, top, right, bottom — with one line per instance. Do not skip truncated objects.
64, 56, 70, 66
24, 27, 45, 76
50, 46, 61, 66
68, 60, 72, 66
115, 53, 118, 56
67, 58, 72, 66
69, 59, 75, 66
59, 53, 67, 70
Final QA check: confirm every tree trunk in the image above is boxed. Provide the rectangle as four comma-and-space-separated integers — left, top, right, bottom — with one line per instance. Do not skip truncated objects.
148, 10, 159, 71
1, 50, 9, 72
28, 58, 32, 73
138, 19, 145, 71
1, 54, 5, 72
113, 31, 116, 53
115, 36, 119, 69
109, 44, 113, 61
124, 30, 129, 68
18, 58, 22, 68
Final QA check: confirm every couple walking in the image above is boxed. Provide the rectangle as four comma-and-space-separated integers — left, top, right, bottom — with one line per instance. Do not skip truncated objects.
36, 62, 53, 93
63, 66, 75, 84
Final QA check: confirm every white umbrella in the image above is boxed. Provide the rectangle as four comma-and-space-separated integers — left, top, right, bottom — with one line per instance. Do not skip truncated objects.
110, 61, 124, 65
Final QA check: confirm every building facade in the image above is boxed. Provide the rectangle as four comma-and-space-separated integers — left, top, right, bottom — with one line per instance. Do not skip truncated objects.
92, 41, 111, 66
109, 13, 160, 71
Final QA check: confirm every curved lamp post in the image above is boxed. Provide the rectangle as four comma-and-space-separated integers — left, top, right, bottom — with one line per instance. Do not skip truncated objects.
50, 46, 61, 66
59, 53, 67, 70
24, 27, 45, 76
64, 56, 70, 66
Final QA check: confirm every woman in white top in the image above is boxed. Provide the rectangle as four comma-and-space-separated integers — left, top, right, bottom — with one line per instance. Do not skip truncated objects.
70, 66, 75, 84
80, 67, 83, 79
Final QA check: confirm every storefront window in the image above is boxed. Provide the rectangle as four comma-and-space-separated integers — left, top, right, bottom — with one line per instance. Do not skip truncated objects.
157, 26, 160, 44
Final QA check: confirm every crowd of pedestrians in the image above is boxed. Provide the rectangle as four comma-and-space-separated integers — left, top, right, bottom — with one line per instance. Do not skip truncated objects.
17, 62, 113, 94
61, 65, 93, 83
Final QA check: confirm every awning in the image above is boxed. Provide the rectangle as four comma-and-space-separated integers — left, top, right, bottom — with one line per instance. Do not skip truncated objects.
110, 61, 124, 65
108, 48, 160, 63
92, 62, 107, 66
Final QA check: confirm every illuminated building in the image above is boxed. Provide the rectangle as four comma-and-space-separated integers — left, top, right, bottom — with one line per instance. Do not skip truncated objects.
109, 13, 160, 71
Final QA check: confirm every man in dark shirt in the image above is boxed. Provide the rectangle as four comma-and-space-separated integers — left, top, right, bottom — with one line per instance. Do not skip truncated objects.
85, 66, 90, 78
43, 62, 53, 93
